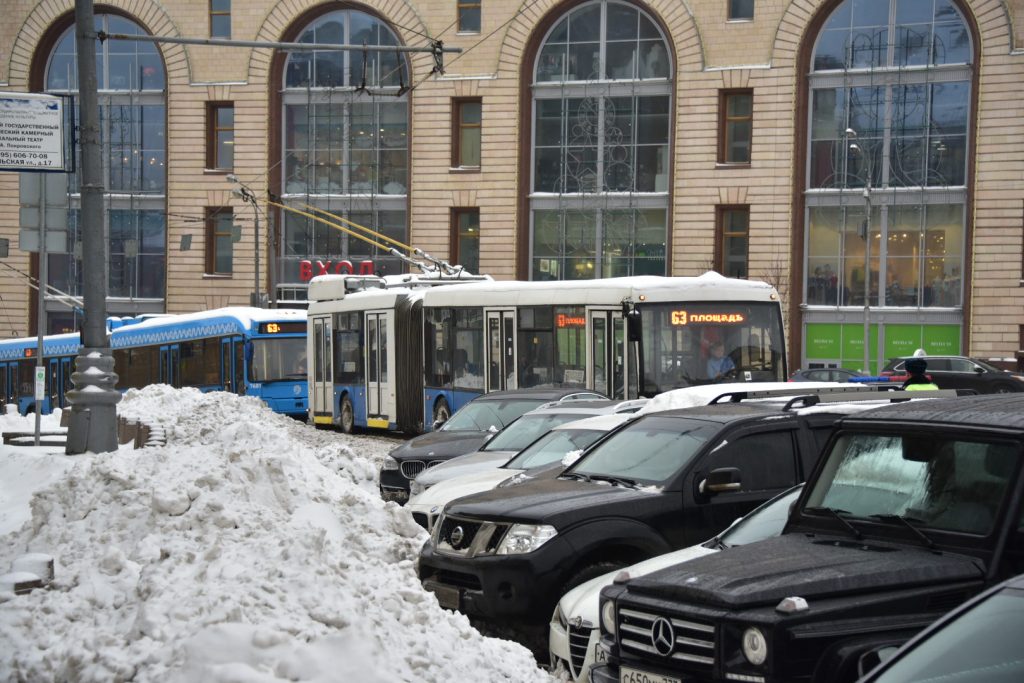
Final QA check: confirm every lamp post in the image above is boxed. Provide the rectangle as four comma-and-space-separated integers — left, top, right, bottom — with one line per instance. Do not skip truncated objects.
227, 174, 261, 307
847, 128, 872, 374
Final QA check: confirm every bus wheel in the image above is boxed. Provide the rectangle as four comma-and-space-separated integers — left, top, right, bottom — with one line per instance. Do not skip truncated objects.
432, 397, 450, 429
340, 395, 355, 434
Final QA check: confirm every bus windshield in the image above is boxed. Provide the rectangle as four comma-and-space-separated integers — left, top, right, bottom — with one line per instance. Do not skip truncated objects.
640, 301, 785, 394
250, 337, 306, 383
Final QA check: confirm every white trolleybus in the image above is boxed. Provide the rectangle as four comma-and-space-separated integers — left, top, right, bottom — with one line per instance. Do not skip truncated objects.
308, 271, 786, 434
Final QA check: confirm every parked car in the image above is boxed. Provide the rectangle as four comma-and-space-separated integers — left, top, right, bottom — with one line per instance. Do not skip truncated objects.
881, 354, 1024, 393
417, 385, 900, 626
790, 367, 865, 382
550, 484, 803, 683
379, 388, 605, 503
594, 393, 1024, 683
857, 572, 1024, 683
408, 399, 646, 498
407, 412, 637, 531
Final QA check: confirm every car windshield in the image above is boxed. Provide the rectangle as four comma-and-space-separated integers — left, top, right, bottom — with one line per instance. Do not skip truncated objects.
482, 412, 587, 452
567, 416, 716, 485
872, 589, 1024, 683
504, 428, 607, 470
441, 399, 545, 432
804, 433, 1018, 536
720, 486, 802, 547
249, 337, 306, 382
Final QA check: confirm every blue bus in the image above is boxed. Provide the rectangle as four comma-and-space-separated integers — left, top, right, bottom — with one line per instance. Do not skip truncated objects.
0, 307, 308, 417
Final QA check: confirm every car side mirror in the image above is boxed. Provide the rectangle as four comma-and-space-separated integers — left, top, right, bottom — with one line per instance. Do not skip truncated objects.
974, 367, 985, 374
700, 467, 742, 495
432, 418, 446, 430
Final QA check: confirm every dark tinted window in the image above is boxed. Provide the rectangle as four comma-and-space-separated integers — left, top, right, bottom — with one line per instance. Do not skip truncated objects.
703, 428, 798, 490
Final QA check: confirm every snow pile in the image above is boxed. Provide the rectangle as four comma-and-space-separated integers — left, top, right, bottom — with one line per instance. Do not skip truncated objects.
0, 386, 551, 682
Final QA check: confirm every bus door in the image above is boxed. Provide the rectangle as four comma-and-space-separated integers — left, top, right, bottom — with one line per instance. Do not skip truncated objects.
159, 345, 180, 387
220, 339, 238, 393
59, 357, 73, 407
485, 309, 516, 392
310, 315, 334, 422
365, 312, 391, 427
0, 363, 8, 405
588, 309, 627, 399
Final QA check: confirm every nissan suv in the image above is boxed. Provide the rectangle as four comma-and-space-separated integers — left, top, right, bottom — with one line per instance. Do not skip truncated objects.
594, 393, 1024, 683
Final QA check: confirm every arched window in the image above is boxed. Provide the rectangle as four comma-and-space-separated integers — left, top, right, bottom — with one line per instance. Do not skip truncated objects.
804, 0, 972, 311
43, 14, 167, 327
529, 0, 672, 280
278, 10, 409, 294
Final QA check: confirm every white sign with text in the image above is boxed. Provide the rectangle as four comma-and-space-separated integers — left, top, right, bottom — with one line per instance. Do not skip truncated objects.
0, 93, 65, 172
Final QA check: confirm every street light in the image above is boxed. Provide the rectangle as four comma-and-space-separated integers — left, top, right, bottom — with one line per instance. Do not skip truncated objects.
846, 128, 872, 375
227, 174, 261, 307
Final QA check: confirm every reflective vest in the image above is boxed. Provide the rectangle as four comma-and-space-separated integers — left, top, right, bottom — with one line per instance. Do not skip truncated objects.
905, 382, 939, 391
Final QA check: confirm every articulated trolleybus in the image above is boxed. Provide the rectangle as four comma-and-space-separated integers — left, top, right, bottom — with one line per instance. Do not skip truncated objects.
0, 307, 308, 417
309, 272, 786, 434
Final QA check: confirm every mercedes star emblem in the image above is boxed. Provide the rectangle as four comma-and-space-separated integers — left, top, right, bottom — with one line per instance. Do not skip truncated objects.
651, 617, 675, 657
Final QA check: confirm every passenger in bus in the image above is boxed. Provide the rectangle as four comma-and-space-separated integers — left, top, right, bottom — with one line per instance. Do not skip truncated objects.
706, 342, 736, 381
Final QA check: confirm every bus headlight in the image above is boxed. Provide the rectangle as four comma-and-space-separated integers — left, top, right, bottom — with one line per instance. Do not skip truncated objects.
600, 599, 617, 637
741, 627, 768, 666
496, 524, 557, 554
382, 455, 399, 471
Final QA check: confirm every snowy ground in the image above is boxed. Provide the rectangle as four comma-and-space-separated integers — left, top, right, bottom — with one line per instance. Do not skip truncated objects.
0, 386, 554, 682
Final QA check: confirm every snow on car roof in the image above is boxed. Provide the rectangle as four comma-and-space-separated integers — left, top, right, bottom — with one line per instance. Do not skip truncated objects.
637, 382, 845, 415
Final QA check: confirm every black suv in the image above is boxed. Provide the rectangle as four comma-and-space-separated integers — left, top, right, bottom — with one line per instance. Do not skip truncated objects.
380, 388, 605, 503
881, 354, 1024, 393
594, 394, 1024, 683
417, 388, 893, 625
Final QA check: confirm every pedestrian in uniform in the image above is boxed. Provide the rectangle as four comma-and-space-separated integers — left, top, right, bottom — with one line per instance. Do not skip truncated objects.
902, 357, 939, 391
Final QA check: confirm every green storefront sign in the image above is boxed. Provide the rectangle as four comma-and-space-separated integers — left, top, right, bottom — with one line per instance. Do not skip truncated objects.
804, 323, 961, 375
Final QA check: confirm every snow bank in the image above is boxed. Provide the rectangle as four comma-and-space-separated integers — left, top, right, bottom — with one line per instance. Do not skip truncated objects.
0, 386, 551, 682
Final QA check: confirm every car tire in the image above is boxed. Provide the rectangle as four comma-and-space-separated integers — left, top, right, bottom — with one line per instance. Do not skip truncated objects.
432, 397, 450, 428
994, 383, 1016, 394
561, 561, 626, 596
339, 394, 354, 434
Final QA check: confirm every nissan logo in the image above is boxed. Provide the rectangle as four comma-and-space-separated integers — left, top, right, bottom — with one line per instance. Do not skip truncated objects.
449, 526, 465, 548
651, 617, 675, 657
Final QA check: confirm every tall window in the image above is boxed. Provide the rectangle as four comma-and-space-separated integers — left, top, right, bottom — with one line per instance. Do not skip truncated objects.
452, 208, 480, 273
210, 0, 231, 38
720, 90, 752, 164
728, 0, 754, 21
530, 1, 672, 280
805, 0, 972, 309
458, 0, 481, 33
453, 99, 482, 168
207, 102, 234, 170
280, 10, 409, 294
718, 206, 749, 278
44, 14, 167, 318
206, 207, 234, 275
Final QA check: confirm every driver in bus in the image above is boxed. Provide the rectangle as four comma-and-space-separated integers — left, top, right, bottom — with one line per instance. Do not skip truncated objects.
706, 342, 736, 381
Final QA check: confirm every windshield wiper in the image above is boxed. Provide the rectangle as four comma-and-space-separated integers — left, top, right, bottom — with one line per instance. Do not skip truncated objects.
562, 472, 592, 483
587, 474, 638, 489
804, 506, 862, 540
869, 514, 936, 550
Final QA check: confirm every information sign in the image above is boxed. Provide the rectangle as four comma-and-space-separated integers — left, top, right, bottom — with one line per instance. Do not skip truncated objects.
0, 93, 65, 172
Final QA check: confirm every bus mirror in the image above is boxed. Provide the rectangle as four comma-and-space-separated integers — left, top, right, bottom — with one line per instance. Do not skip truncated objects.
625, 309, 642, 342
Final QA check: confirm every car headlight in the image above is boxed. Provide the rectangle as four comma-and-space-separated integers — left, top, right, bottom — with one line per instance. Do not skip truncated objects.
382, 455, 399, 471
741, 627, 768, 666
496, 524, 557, 554
600, 599, 617, 637
409, 480, 425, 497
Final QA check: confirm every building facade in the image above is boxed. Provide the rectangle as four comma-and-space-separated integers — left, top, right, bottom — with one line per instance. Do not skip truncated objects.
1, 0, 1023, 373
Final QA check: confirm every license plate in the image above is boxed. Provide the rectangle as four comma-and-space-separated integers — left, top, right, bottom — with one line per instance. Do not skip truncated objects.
620, 666, 681, 683
594, 647, 606, 664
425, 581, 460, 610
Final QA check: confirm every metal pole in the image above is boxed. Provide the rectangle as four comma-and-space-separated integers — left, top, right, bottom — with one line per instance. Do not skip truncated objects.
863, 183, 871, 375
253, 194, 260, 307
66, 0, 120, 455
34, 177, 46, 446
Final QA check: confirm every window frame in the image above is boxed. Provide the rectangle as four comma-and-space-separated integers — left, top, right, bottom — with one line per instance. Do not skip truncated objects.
451, 207, 481, 273
206, 101, 234, 171
452, 98, 482, 169
209, 0, 231, 39
727, 0, 755, 22
719, 89, 753, 165
717, 205, 750, 279
205, 206, 234, 276
457, 0, 482, 33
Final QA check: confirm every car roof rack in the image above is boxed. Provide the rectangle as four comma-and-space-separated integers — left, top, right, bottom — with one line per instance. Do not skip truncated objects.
709, 384, 908, 404
780, 388, 961, 411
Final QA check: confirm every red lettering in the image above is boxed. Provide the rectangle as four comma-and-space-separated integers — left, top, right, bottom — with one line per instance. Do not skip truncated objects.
359, 260, 374, 275
316, 261, 330, 276
299, 260, 313, 281
336, 260, 354, 274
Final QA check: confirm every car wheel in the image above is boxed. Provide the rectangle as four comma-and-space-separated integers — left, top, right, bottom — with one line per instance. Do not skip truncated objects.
432, 397, 450, 428
994, 384, 1016, 394
561, 560, 627, 596
339, 395, 354, 433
